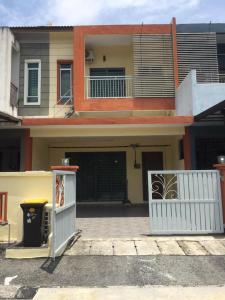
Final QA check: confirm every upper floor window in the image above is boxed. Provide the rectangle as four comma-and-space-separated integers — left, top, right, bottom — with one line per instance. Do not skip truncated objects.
24, 59, 41, 105
57, 61, 73, 104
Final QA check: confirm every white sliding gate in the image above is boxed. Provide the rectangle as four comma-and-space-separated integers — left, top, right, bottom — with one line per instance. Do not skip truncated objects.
51, 170, 76, 259
148, 170, 224, 234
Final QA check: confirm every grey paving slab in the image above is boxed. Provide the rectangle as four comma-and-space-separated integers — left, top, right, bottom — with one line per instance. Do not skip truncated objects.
179, 241, 209, 256
65, 240, 92, 256
89, 241, 113, 255
157, 241, 185, 255
113, 240, 137, 255
200, 240, 225, 255
135, 240, 160, 255
33, 286, 225, 300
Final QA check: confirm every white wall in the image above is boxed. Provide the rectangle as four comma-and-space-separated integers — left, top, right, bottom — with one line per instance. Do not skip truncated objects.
0, 27, 19, 117
176, 70, 225, 116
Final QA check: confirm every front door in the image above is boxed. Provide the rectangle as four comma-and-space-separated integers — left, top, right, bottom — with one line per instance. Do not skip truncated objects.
142, 152, 163, 201
66, 152, 127, 202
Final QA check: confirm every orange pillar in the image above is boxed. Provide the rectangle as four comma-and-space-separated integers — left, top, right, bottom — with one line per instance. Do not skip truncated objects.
24, 129, 32, 171
214, 164, 225, 227
183, 127, 192, 170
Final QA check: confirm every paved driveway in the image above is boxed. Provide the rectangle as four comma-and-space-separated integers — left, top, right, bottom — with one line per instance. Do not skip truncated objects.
76, 204, 149, 238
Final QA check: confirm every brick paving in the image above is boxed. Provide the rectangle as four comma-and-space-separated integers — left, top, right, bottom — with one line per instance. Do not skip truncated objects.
72, 204, 225, 256
76, 204, 149, 238
76, 217, 149, 238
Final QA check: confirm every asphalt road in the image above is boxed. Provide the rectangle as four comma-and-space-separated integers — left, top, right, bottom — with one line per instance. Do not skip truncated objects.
1, 255, 225, 287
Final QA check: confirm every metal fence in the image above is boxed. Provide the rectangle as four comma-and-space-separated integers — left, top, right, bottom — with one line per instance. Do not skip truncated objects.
85, 76, 133, 98
51, 170, 76, 259
148, 170, 224, 235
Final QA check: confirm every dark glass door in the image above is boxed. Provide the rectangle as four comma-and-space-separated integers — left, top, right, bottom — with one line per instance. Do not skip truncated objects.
142, 152, 163, 201
66, 152, 127, 202
90, 68, 125, 97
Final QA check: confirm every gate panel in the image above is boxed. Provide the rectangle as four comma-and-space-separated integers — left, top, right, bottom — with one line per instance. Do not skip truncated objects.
148, 170, 223, 234
51, 171, 76, 259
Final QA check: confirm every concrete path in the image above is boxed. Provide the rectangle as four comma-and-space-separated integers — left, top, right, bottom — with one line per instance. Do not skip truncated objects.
65, 237, 225, 256
33, 286, 225, 300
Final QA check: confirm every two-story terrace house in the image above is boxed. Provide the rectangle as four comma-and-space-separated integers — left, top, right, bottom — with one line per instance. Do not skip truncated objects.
0, 18, 199, 204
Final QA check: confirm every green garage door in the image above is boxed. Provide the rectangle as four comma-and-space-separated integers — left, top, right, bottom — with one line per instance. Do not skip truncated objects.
66, 152, 127, 202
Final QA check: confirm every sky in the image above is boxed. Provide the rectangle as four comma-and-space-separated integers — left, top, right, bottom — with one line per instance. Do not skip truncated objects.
0, 0, 225, 26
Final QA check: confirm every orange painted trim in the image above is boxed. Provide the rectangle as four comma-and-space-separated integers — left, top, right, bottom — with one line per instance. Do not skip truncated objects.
51, 166, 79, 172
24, 129, 32, 171
0, 192, 8, 223
22, 116, 193, 126
171, 17, 179, 89
79, 98, 175, 111
214, 164, 225, 225
73, 23, 174, 112
183, 127, 192, 170
57, 60, 73, 104
75, 24, 172, 35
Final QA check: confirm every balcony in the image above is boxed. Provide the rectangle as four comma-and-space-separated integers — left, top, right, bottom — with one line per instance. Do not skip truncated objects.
85, 76, 133, 99
176, 70, 225, 119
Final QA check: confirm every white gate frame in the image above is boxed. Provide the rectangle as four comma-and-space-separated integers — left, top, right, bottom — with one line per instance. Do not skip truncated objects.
148, 170, 224, 235
51, 170, 76, 259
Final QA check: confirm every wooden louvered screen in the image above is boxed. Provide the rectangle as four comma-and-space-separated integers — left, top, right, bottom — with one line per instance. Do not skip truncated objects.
132, 34, 175, 98
177, 33, 219, 83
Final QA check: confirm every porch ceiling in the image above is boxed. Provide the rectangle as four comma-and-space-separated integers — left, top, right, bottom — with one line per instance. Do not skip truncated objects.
29, 125, 185, 138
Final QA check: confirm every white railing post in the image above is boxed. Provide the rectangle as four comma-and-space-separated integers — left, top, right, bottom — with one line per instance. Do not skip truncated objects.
85, 76, 133, 98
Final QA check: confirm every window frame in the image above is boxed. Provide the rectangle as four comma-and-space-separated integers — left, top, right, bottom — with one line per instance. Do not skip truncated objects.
24, 59, 41, 105
57, 60, 73, 105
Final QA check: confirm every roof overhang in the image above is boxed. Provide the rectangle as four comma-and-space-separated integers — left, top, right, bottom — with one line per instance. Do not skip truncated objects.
0, 111, 21, 125
194, 100, 225, 123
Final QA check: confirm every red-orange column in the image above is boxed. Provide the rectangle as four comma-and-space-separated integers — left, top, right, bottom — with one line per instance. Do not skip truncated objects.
171, 17, 179, 89
24, 129, 32, 171
183, 127, 192, 170
214, 164, 225, 227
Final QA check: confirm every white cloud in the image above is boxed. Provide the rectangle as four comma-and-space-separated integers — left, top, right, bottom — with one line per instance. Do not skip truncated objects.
47, 0, 201, 25
0, 0, 210, 26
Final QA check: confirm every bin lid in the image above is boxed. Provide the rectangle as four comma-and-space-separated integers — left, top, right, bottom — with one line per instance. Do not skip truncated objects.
20, 199, 48, 205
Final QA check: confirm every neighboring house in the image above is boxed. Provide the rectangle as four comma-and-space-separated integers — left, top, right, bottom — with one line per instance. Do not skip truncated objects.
0, 27, 27, 172
4, 18, 221, 204
176, 23, 225, 170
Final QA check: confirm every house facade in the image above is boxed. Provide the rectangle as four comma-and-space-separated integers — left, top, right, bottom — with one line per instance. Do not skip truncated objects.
4, 18, 224, 204
176, 23, 225, 170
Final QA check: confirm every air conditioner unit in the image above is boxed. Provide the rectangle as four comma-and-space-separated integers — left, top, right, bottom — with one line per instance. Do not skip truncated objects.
85, 50, 94, 63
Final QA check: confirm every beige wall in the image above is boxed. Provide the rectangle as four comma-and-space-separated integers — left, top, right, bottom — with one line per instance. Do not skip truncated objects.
32, 138, 49, 170
85, 44, 133, 76
49, 32, 73, 117
0, 172, 53, 242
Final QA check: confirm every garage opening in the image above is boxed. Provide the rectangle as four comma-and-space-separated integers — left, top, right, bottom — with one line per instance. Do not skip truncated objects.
66, 152, 127, 202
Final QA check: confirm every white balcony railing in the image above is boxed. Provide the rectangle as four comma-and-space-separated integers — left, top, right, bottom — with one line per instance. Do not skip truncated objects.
85, 76, 133, 98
